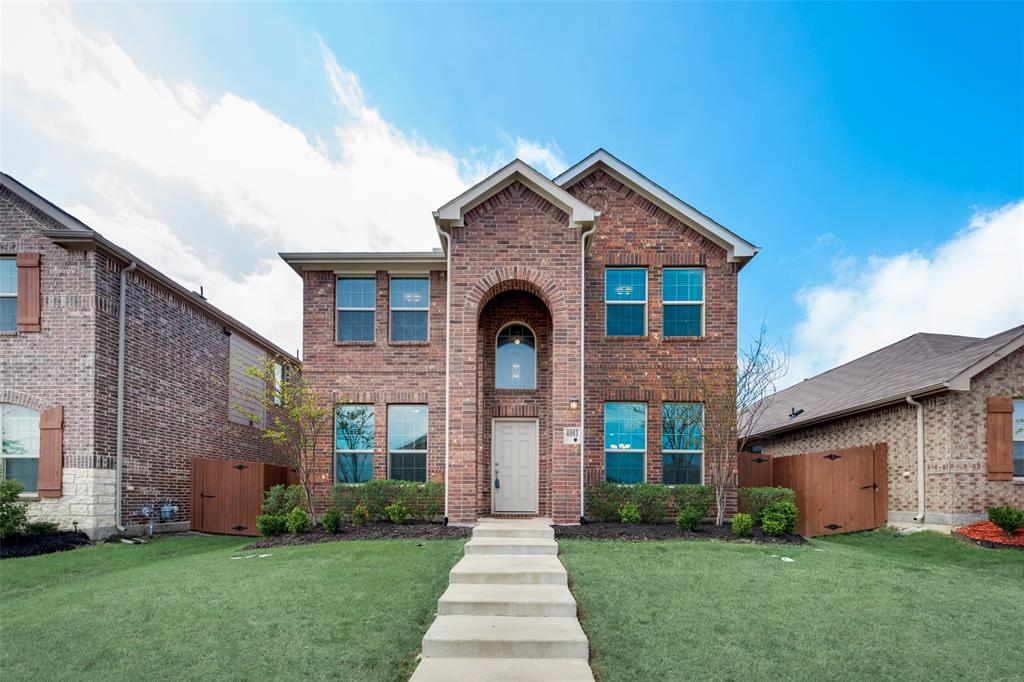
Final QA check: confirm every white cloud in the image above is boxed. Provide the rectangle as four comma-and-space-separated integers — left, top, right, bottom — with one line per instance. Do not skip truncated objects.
510, 137, 568, 177
786, 200, 1024, 385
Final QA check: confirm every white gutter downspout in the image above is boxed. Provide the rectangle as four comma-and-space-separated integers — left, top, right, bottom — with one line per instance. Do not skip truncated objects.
579, 220, 598, 524
115, 261, 137, 533
435, 225, 452, 525
905, 396, 925, 522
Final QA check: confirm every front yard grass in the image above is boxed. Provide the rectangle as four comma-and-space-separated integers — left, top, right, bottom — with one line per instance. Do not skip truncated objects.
1, 535, 464, 681
561, 530, 1024, 682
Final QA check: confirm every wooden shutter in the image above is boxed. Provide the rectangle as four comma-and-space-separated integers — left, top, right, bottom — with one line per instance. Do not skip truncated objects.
986, 397, 1013, 481
16, 253, 41, 333
38, 405, 64, 498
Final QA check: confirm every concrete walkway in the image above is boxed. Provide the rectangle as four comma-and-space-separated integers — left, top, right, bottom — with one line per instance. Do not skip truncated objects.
410, 518, 594, 682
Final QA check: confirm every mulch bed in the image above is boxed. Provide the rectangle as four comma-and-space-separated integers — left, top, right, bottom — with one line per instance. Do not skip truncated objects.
245, 523, 472, 549
554, 522, 806, 545
955, 521, 1024, 550
1, 531, 93, 559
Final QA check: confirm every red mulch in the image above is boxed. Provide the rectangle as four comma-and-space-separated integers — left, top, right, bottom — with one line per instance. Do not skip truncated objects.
956, 521, 1024, 550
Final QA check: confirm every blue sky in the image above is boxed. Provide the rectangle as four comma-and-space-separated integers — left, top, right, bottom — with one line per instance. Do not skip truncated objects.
2, 2, 1022, 381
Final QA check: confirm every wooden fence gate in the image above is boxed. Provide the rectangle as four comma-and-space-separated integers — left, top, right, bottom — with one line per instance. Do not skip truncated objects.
738, 443, 888, 537
191, 458, 288, 536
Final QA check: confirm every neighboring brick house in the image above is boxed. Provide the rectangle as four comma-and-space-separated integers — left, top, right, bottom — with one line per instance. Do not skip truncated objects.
282, 150, 758, 525
0, 173, 297, 538
747, 326, 1024, 526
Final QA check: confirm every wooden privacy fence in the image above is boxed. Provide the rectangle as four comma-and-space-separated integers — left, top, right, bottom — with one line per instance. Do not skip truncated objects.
737, 443, 888, 537
191, 457, 289, 536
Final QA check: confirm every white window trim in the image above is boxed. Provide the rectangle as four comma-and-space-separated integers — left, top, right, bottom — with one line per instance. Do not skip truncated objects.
334, 404, 375, 485
336, 276, 376, 342
605, 268, 648, 337
389, 275, 430, 343
0, 257, 16, 333
387, 404, 428, 482
661, 402, 705, 485
604, 402, 647, 483
0, 403, 40, 495
495, 320, 538, 390
663, 268, 705, 338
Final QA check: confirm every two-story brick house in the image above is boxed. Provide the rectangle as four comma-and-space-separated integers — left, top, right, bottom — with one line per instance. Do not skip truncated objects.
282, 150, 758, 525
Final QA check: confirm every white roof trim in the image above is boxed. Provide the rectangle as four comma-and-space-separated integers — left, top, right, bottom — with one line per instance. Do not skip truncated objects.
554, 149, 758, 263
947, 330, 1024, 391
434, 159, 598, 229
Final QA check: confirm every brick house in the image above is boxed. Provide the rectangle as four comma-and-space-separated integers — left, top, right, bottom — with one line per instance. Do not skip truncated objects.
282, 150, 758, 525
747, 326, 1024, 526
0, 173, 296, 538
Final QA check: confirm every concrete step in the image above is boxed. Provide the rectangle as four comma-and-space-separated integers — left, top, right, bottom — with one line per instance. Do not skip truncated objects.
422, 615, 589, 659
437, 583, 577, 617
463, 537, 558, 556
449, 555, 567, 585
473, 523, 554, 540
410, 657, 594, 682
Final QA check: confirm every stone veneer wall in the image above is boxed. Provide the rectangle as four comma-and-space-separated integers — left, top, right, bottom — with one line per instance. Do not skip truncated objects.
26, 468, 116, 537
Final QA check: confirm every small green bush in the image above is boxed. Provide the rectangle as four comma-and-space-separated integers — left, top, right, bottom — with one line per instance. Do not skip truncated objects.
255, 514, 288, 536
332, 480, 444, 523
676, 504, 704, 530
618, 501, 642, 524
24, 521, 59, 536
321, 508, 342, 533
262, 484, 308, 516
351, 503, 369, 525
672, 484, 714, 515
585, 482, 626, 522
285, 506, 312, 533
0, 479, 28, 539
738, 486, 796, 523
731, 513, 753, 536
761, 500, 799, 536
585, 482, 672, 523
384, 501, 410, 525
987, 505, 1024, 536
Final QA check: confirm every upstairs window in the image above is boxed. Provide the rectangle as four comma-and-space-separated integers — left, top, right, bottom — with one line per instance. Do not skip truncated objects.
388, 405, 427, 482
662, 402, 703, 484
0, 258, 16, 332
1014, 399, 1024, 478
1, 404, 40, 494
496, 323, 536, 389
335, 404, 375, 483
604, 402, 646, 483
605, 268, 647, 337
663, 268, 704, 337
390, 277, 429, 342
336, 277, 376, 342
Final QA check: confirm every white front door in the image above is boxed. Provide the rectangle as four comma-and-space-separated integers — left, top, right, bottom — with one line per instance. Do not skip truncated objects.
492, 419, 538, 513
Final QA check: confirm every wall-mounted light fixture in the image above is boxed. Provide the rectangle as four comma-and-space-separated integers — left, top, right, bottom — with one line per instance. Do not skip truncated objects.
570, 397, 579, 410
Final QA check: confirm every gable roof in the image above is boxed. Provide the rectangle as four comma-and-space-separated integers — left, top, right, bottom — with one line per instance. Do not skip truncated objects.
434, 159, 599, 231
0, 172, 299, 364
748, 324, 1024, 439
554, 148, 759, 264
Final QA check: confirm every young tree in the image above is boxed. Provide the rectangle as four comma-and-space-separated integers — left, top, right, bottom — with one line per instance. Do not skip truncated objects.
677, 323, 788, 525
233, 356, 332, 524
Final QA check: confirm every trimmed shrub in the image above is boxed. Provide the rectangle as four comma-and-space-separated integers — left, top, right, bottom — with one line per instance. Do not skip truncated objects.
255, 514, 288, 536
738, 487, 796, 524
285, 506, 312, 533
24, 521, 59, 536
987, 505, 1024, 536
672, 484, 714, 515
385, 501, 410, 525
332, 480, 444, 523
761, 500, 799, 536
321, 508, 342, 533
351, 503, 369, 526
585, 483, 672, 523
618, 501, 642, 524
631, 484, 672, 523
262, 484, 308, 516
676, 505, 704, 530
585, 482, 626, 522
731, 513, 753, 536
0, 479, 28, 539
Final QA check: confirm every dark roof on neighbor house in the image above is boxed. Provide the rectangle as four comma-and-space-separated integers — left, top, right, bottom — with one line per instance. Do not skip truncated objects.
748, 324, 1024, 439
1, 172, 299, 364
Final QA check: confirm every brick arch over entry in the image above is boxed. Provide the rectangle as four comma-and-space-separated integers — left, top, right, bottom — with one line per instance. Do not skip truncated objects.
465, 268, 568, 323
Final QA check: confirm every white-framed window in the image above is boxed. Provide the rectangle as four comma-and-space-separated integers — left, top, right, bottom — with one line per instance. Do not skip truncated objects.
496, 322, 536, 389
390, 276, 429, 342
661, 402, 703, 484
663, 268, 704, 337
605, 268, 647, 336
335, 404, 374, 483
0, 257, 16, 332
272, 362, 284, 407
336, 277, 376, 342
1, 404, 40, 494
604, 402, 646, 483
388, 404, 427, 482
1013, 399, 1024, 478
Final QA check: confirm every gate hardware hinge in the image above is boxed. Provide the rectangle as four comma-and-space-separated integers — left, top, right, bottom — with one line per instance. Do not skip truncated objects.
860, 483, 878, 491
824, 523, 842, 530
232, 525, 246, 532
824, 453, 841, 460
200, 494, 215, 499
233, 464, 248, 470
752, 457, 769, 464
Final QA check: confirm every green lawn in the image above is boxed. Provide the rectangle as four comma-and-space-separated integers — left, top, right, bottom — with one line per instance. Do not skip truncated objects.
561, 530, 1024, 682
1, 535, 465, 681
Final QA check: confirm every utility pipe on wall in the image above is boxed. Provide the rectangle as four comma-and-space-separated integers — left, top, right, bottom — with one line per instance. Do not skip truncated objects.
905, 395, 925, 522
435, 226, 452, 525
579, 221, 598, 523
115, 261, 137, 533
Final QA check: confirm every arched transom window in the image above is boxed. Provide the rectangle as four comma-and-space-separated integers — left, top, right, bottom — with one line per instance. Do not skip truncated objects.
496, 323, 536, 390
